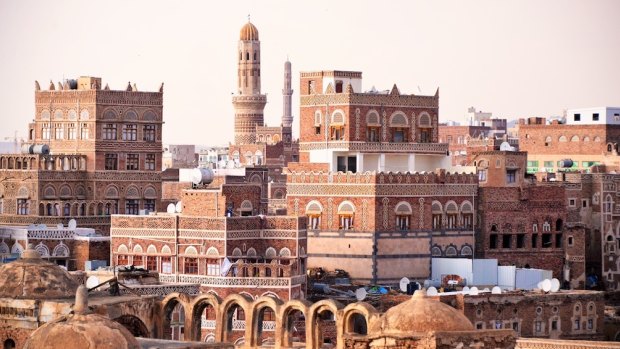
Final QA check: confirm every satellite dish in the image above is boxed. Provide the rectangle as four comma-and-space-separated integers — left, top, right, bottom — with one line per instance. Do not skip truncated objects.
68, 219, 77, 230
462, 286, 470, 294
550, 278, 561, 292
492, 286, 502, 294
166, 203, 175, 214
175, 201, 183, 213
483, 288, 490, 292
469, 286, 479, 296
57, 223, 63, 229
399, 277, 411, 292
423, 280, 431, 288
427, 286, 438, 296
499, 141, 513, 151
541, 279, 552, 292
355, 288, 367, 301
86, 276, 100, 289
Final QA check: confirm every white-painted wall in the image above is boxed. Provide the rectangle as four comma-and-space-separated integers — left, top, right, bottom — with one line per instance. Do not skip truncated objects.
566, 107, 620, 125
321, 76, 362, 93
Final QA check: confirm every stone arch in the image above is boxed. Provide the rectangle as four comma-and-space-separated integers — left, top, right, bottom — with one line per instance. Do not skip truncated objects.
124, 109, 138, 120
331, 110, 345, 125
389, 111, 408, 127
307, 299, 343, 349
34, 242, 50, 257
43, 185, 56, 199
265, 247, 277, 258
190, 293, 222, 341
278, 299, 311, 348
52, 242, 69, 257
418, 112, 431, 127
126, 185, 140, 199
217, 293, 253, 343
366, 110, 380, 126
114, 314, 149, 337
105, 185, 119, 199
160, 292, 192, 340
342, 302, 378, 335
248, 296, 282, 347
394, 201, 412, 214
206, 246, 219, 256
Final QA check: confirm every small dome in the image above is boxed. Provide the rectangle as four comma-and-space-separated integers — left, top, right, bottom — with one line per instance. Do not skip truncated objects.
372, 290, 474, 334
25, 286, 140, 349
240, 21, 259, 41
0, 247, 79, 299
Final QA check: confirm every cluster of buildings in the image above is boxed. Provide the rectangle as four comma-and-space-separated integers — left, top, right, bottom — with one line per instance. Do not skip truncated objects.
1, 19, 620, 348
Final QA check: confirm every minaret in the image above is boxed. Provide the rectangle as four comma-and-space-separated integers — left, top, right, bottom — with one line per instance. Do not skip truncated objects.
232, 19, 267, 145
282, 59, 293, 128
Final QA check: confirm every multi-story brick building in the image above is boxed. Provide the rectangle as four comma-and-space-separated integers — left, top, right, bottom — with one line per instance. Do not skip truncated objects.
0, 77, 163, 269
286, 70, 478, 284
518, 112, 620, 175
110, 169, 307, 301
471, 150, 585, 286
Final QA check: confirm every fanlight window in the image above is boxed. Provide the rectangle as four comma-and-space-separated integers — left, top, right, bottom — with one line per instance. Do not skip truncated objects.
338, 201, 355, 230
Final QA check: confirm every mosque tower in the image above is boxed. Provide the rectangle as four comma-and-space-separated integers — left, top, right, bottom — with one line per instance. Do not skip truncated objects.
281, 59, 293, 128
232, 19, 267, 145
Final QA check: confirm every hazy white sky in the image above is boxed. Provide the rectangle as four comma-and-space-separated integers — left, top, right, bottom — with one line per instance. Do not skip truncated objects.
1, 0, 619, 146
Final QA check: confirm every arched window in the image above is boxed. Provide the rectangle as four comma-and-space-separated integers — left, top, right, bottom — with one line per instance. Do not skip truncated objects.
52, 242, 69, 257
460, 245, 473, 256
338, 201, 355, 230
265, 247, 277, 258
366, 110, 381, 142
431, 246, 442, 257
559, 135, 567, 142
306, 200, 322, 230
35, 242, 50, 257
445, 245, 458, 257
390, 112, 408, 143
330, 111, 345, 140
394, 201, 412, 231
461, 201, 474, 229
184, 246, 198, 256
571, 135, 579, 142
445, 201, 458, 229
432, 201, 443, 230
240, 200, 253, 216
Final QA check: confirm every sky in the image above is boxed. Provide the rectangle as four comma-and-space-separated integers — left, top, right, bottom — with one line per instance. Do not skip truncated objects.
0, 0, 619, 146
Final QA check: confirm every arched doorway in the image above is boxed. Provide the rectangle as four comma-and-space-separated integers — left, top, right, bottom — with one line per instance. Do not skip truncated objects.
3, 339, 15, 349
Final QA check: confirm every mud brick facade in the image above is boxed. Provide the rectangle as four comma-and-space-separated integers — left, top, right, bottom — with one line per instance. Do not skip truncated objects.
111, 169, 307, 302
0, 77, 163, 242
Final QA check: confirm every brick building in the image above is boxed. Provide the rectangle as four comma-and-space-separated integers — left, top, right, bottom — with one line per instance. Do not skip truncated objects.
0, 77, 163, 269
518, 115, 620, 175
286, 70, 478, 284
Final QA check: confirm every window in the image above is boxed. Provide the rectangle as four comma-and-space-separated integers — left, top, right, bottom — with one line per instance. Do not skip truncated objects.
143, 124, 156, 142
446, 135, 453, 143
574, 113, 581, 122
207, 259, 220, 276
81, 124, 89, 139
144, 199, 156, 212
542, 233, 553, 248
17, 199, 28, 215
146, 256, 157, 271
517, 234, 525, 248
535, 321, 542, 333
574, 319, 580, 330
532, 234, 538, 248
587, 319, 593, 330
502, 234, 512, 249
103, 123, 117, 140
569, 199, 576, 207
336, 156, 357, 173
544, 161, 554, 172
42, 123, 51, 139
54, 124, 64, 139
126, 199, 139, 215
105, 154, 118, 170
393, 128, 407, 142
506, 170, 517, 183
551, 320, 558, 331
122, 124, 138, 141
490, 234, 498, 249
315, 126, 321, 135
67, 123, 76, 140
335, 80, 343, 93
126, 154, 139, 170
308, 214, 321, 229
184, 257, 198, 274
420, 129, 431, 143
432, 214, 442, 230
145, 154, 156, 170
556, 233, 563, 248
367, 127, 379, 142
593, 113, 599, 121
478, 169, 487, 182
568, 236, 574, 246
330, 126, 345, 140
396, 214, 410, 231
133, 255, 143, 267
